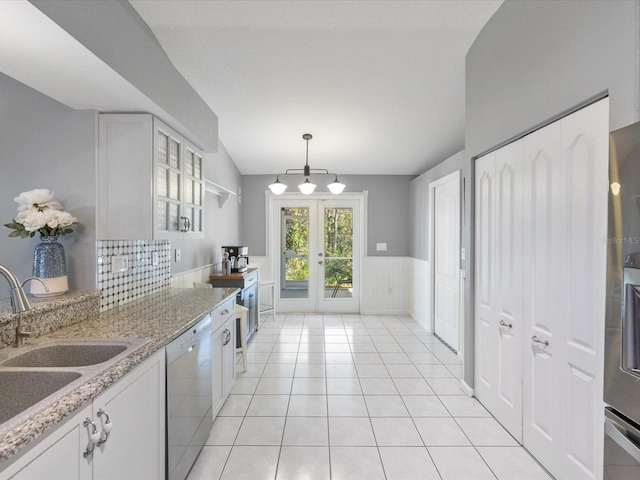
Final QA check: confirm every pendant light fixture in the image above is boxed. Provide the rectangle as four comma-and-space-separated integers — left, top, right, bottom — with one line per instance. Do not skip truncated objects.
268, 133, 345, 195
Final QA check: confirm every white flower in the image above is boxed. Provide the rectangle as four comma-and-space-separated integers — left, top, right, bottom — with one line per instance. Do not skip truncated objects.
44, 210, 76, 229
20, 210, 47, 232
14, 189, 55, 212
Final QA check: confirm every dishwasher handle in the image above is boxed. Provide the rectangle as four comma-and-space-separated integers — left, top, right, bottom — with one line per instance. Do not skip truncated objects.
605, 408, 640, 463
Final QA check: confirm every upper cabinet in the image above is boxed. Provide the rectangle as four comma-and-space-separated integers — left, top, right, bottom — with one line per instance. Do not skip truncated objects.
98, 114, 204, 240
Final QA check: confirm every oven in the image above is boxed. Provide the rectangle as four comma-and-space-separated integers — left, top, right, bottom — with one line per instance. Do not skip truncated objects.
166, 314, 213, 480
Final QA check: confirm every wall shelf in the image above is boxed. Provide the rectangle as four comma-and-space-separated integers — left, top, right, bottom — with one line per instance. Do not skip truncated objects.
204, 179, 235, 207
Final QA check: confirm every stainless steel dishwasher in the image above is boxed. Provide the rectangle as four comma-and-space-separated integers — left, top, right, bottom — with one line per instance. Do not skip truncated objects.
166, 314, 213, 480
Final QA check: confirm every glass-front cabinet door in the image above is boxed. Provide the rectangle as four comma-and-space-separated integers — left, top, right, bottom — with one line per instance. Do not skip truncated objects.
154, 119, 204, 238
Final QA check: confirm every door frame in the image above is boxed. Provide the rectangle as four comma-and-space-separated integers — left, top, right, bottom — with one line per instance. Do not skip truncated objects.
428, 170, 463, 357
267, 191, 367, 313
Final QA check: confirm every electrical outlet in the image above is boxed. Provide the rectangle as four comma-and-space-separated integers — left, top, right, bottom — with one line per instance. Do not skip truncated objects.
376, 243, 388, 251
174, 248, 181, 262
110, 255, 128, 272
152, 252, 159, 266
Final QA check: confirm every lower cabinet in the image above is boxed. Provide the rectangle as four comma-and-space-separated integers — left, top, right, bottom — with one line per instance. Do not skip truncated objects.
0, 350, 165, 480
212, 314, 236, 417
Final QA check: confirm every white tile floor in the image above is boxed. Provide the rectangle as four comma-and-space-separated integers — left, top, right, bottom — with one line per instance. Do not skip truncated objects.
187, 314, 552, 480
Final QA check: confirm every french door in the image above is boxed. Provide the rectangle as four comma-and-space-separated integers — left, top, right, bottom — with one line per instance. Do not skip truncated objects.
272, 196, 361, 313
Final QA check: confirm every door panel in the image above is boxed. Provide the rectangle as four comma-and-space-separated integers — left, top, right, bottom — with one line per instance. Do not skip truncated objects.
474, 142, 523, 443
559, 99, 608, 480
475, 155, 496, 402
523, 125, 563, 477
318, 199, 360, 313
434, 173, 461, 350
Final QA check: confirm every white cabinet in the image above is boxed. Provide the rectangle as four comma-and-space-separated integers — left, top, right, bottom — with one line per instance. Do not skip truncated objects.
0, 351, 165, 480
210, 297, 236, 417
98, 114, 204, 240
92, 350, 165, 480
474, 98, 608, 480
0, 404, 93, 480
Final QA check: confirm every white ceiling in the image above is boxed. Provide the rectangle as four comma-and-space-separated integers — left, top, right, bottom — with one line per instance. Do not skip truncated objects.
130, 0, 502, 176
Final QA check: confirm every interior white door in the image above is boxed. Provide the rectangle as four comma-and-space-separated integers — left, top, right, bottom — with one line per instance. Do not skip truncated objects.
557, 99, 608, 480
522, 98, 608, 480
433, 172, 461, 351
474, 142, 524, 442
522, 122, 564, 478
273, 196, 361, 313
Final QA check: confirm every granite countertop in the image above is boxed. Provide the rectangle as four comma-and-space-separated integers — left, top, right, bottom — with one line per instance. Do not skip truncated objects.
0, 286, 238, 464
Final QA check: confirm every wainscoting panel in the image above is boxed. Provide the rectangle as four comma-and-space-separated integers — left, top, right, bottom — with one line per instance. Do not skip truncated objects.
361, 257, 411, 315
410, 257, 432, 331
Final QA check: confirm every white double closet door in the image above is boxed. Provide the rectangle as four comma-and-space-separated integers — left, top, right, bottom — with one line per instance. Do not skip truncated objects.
474, 98, 608, 480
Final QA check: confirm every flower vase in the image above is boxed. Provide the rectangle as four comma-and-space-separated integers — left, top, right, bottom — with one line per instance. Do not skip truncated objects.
31, 235, 68, 297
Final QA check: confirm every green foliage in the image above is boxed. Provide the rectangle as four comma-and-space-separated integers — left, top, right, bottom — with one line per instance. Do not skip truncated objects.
282, 207, 353, 288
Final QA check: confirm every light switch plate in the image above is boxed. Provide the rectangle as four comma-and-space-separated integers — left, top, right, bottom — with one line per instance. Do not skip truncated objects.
174, 248, 181, 262
376, 243, 387, 251
152, 252, 159, 266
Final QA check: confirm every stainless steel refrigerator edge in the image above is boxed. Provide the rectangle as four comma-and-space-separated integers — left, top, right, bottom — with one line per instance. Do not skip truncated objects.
604, 122, 640, 479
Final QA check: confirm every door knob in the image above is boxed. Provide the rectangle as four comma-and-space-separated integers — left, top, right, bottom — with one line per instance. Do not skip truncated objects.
319, 252, 323, 257
319, 260, 323, 265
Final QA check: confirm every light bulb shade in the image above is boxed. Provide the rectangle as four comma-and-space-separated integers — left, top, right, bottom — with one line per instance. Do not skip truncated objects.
327, 179, 346, 194
298, 178, 316, 195
269, 179, 287, 195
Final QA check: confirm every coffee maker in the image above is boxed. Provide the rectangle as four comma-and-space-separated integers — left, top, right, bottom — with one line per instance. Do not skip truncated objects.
222, 246, 248, 273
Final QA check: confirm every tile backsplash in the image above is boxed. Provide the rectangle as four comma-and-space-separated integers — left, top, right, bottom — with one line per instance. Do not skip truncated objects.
97, 240, 171, 311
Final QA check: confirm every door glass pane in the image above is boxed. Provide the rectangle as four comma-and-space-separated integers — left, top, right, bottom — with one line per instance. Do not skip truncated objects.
169, 171, 180, 200
185, 179, 193, 204
169, 203, 179, 231
157, 167, 168, 198
281, 207, 309, 299
157, 132, 168, 164
169, 138, 180, 169
194, 155, 202, 179
324, 207, 353, 299
157, 201, 167, 231
194, 182, 201, 206
185, 150, 194, 176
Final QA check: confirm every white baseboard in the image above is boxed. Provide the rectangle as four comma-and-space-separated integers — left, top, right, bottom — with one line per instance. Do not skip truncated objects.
460, 380, 474, 397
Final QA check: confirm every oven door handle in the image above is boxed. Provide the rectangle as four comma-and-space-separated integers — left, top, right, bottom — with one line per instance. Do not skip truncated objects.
605, 411, 640, 463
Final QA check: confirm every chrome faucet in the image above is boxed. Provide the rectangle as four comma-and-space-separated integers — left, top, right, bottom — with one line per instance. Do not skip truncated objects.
0, 265, 32, 313
0, 266, 49, 347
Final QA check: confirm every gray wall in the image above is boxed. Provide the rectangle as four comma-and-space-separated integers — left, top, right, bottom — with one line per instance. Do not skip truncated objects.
30, 0, 218, 151
0, 73, 97, 300
410, 151, 465, 261
463, 0, 639, 387
241, 175, 414, 257
173, 142, 242, 273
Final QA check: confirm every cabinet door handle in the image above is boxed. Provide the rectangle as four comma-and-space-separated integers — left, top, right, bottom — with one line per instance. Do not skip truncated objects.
499, 320, 512, 328
180, 216, 191, 232
222, 329, 231, 346
83, 418, 100, 457
531, 335, 549, 347
221, 309, 230, 315
97, 409, 113, 446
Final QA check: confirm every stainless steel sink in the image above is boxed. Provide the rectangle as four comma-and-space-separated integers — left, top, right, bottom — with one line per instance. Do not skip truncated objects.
0, 370, 82, 423
2, 344, 128, 368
